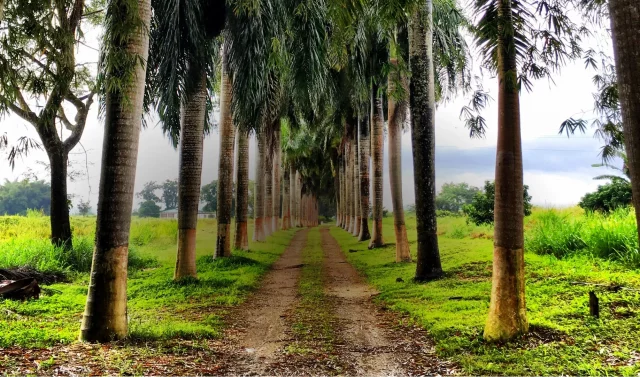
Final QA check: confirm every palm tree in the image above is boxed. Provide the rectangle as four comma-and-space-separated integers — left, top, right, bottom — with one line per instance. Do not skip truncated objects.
608, 0, 640, 247
369, 87, 385, 248
282, 163, 291, 229
234, 129, 250, 250
174, 69, 208, 276
388, 56, 411, 262
215, 53, 236, 258
358, 113, 371, 241
80, 0, 152, 342
409, 1, 440, 278
254, 132, 266, 241
264, 142, 274, 236
352, 133, 361, 236
147, 0, 221, 275
272, 128, 282, 231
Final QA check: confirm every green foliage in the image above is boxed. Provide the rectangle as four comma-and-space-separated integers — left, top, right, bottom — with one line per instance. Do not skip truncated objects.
526, 208, 640, 267
136, 181, 162, 203
77, 199, 92, 216
579, 180, 632, 213
201, 180, 217, 213
161, 179, 178, 210
331, 214, 640, 375
435, 182, 480, 212
0, 179, 50, 215
138, 200, 161, 218
463, 180, 532, 225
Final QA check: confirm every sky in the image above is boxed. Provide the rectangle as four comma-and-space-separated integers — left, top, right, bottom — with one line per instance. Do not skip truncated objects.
0, 22, 622, 213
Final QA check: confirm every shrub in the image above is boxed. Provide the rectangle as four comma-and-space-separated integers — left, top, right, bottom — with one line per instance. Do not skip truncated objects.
463, 181, 532, 225
579, 180, 632, 213
525, 210, 586, 258
138, 200, 161, 218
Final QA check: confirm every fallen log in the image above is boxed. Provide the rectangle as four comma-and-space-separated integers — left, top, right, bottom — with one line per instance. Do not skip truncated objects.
0, 278, 41, 300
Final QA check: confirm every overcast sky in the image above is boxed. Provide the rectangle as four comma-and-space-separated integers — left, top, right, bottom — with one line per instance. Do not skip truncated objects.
0, 23, 621, 213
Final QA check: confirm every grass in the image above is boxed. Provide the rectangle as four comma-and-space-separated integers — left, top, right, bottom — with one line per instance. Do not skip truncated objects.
331, 210, 640, 376
0, 216, 297, 348
526, 207, 640, 267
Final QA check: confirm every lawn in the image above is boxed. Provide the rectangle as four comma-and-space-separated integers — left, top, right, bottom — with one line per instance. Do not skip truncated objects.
0, 216, 297, 348
330, 209, 640, 376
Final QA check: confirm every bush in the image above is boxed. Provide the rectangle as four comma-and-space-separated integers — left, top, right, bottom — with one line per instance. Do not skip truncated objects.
138, 200, 161, 218
579, 179, 632, 213
463, 181, 532, 225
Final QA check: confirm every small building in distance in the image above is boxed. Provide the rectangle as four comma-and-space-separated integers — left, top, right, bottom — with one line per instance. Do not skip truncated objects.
159, 209, 215, 219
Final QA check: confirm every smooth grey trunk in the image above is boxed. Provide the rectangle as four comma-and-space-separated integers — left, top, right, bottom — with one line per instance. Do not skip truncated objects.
358, 113, 371, 241
353, 134, 361, 236
174, 67, 207, 279
272, 129, 281, 232
234, 129, 250, 250
215, 59, 236, 258
254, 132, 266, 241
369, 89, 384, 249
409, 1, 442, 279
81, 0, 151, 342
264, 147, 273, 236
290, 166, 296, 227
282, 164, 290, 229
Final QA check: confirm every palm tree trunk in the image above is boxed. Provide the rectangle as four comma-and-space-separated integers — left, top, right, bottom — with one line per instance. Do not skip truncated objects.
358, 113, 371, 241
80, 0, 151, 342
335, 160, 341, 227
347, 141, 354, 233
483, 0, 528, 341
234, 129, 250, 250
272, 130, 281, 232
215, 60, 236, 258
609, 0, 640, 249
388, 58, 411, 262
264, 148, 273, 237
290, 166, 296, 227
282, 165, 290, 229
409, 1, 442, 280
175, 67, 207, 279
353, 134, 361, 236
253, 132, 265, 241
296, 172, 302, 226
369, 88, 384, 249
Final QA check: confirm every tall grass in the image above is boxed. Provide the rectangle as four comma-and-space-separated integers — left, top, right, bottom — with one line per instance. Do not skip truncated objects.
526, 207, 640, 268
0, 216, 170, 274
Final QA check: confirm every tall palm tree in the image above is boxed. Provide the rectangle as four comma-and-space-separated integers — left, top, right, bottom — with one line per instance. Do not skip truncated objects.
352, 133, 361, 236
215, 54, 236, 258
608, 0, 640, 248
388, 55, 411, 262
473, 0, 581, 341
358, 113, 371, 241
174, 69, 208, 276
273, 128, 281, 231
409, 1, 440, 278
369, 87, 385, 248
264, 143, 274, 236
234, 129, 250, 250
80, 0, 152, 342
282, 163, 290, 229
254, 132, 266, 241
147, 0, 221, 275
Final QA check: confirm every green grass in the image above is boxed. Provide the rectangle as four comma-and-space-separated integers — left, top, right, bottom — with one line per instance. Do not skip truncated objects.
331, 211, 640, 376
526, 207, 640, 267
0, 216, 297, 347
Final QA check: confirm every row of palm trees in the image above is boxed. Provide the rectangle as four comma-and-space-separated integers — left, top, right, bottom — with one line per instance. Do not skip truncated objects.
62, 0, 638, 345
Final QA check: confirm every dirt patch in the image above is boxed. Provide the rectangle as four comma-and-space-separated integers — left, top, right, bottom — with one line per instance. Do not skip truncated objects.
320, 227, 457, 376
219, 228, 309, 375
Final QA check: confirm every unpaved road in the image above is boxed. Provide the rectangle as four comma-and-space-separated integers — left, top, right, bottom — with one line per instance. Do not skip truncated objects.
220, 226, 456, 376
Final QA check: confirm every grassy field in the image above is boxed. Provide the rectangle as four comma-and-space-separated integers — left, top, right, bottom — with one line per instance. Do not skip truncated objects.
330, 208, 640, 376
0, 216, 297, 348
